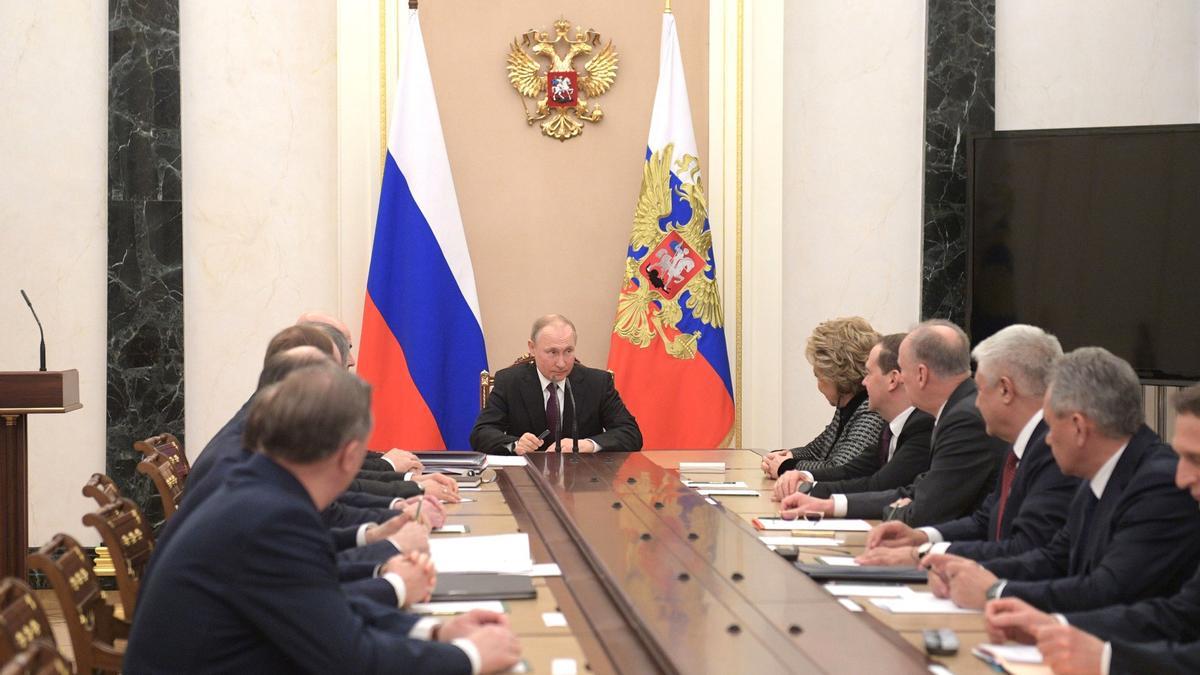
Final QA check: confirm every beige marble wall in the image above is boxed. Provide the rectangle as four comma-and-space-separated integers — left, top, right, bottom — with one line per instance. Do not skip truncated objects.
0, 1, 109, 546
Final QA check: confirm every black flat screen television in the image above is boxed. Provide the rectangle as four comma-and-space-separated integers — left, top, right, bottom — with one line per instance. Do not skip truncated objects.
967, 124, 1200, 383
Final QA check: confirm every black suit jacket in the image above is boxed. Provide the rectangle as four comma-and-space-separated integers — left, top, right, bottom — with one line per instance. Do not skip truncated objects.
1066, 559, 1200, 645
843, 379, 1009, 526
1109, 639, 1200, 674
470, 362, 643, 454
809, 409, 933, 497
985, 426, 1200, 612
126, 454, 472, 674
937, 420, 1080, 560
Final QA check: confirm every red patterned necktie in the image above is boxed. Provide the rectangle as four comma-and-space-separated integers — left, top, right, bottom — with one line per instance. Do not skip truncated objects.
546, 382, 560, 441
993, 450, 1019, 540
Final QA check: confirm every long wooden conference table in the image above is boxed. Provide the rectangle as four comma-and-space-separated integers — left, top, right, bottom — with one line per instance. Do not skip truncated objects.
437, 449, 1026, 674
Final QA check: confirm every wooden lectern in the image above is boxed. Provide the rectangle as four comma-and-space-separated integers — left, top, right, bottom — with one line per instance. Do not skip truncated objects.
0, 370, 81, 581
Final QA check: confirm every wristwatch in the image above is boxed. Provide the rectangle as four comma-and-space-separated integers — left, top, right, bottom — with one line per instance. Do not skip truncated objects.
985, 580, 1006, 601
796, 481, 815, 495
915, 542, 934, 561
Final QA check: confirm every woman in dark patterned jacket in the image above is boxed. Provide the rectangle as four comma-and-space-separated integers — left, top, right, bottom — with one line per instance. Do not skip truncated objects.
762, 317, 886, 481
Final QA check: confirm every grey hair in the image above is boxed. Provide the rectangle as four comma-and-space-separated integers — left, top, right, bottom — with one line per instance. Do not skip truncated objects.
972, 324, 1063, 397
1047, 347, 1142, 437
908, 319, 971, 377
301, 321, 350, 368
531, 314, 577, 342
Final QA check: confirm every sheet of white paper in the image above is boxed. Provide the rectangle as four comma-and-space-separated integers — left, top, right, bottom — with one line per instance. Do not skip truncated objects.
487, 455, 529, 467
551, 659, 578, 675
523, 563, 562, 577
758, 536, 843, 547
679, 461, 726, 473
411, 600, 506, 615
429, 533, 533, 574
704, 496, 719, 506
871, 595, 980, 615
824, 583, 915, 598
456, 486, 483, 492
541, 612, 568, 628
454, 497, 476, 503
818, 555, 860, 566
433, 524, 469, 534
697, 489, 760, 497
927, 666, 954, 675
754, 517, 872, 532
683, 480, 749, 488
973, 644, 1044, 664
837, 598, 864, 612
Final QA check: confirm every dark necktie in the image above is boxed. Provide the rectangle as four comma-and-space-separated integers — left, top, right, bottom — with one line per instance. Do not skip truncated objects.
993, 450, 1020, 540
878, 425, 894, 467
546, 382, 560, 441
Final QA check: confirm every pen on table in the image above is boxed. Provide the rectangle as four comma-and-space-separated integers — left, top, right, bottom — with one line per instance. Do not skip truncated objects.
884, 502, 901, 521
414, 496, 424, 523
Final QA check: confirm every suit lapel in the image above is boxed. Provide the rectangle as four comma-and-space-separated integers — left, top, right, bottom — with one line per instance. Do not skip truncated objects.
1073, 432, 1147, 573
517, 364, 549, 436
930, 379, 977, 447
999, 422, 1050, 535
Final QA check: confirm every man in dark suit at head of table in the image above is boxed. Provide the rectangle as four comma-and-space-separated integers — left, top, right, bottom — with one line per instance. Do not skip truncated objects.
470, 314, 643, 455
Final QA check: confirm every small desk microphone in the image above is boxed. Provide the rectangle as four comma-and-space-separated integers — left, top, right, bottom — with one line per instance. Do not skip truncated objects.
19, 289, 47, 371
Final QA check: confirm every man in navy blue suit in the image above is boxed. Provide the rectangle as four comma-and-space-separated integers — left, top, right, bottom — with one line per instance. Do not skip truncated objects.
858, 324, 1078, 565
985, 384, 1200, 674
924, 348, 1200, 613
126, 363, 522, 673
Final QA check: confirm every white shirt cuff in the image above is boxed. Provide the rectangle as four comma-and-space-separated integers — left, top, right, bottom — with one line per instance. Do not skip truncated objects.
931, 542, 952, 555
832, 494, 848, 518
1101, 641, 1112, 675
380, 455, 396, 470
798, 471, 814, 482
355, 522, 375, 547
452, 637, 483, 675
390, 498, 405, 509
1053, 613, 1069, 625
408, 617, 441, 641
403, 471, 415, 480
919, 527, 944, 544
589, 439, 601, 452
380, 571, 407, 607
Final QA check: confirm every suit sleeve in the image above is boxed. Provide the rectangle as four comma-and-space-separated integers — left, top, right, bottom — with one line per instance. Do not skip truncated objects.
348, 478, 422, 499
789, 412, 885, 475
1109, 639, 1200, 675
590, 371, 643, 451
1066, 573, 1200, 644
321, 500, 399, 528
361, 452, 395, 472
809, 420, 932, 497
843, 488, 903, 519
891, 409, 1008, 527
470, 370, 520, 454
337, 491, 398, 510
931, 493, 995, 546
338, 540, 400, 565
229, 508, 472, 674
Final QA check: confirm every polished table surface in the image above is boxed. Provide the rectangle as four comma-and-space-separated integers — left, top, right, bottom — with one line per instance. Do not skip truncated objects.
437, 449, 1036, 674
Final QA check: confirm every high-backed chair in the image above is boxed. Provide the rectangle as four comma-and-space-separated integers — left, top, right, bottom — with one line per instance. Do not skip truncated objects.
81, 498, 155, 618
479, 354, 535, 409
0, 641, 72, 675
26, 535, 126, 674
136, 450, 184, 519
81, 473, 122, 508
132, 432, 189, 484
0, 579, 54, 663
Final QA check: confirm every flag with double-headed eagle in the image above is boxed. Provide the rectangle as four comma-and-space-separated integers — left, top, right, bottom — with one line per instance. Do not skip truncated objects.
607, 11, 733, 448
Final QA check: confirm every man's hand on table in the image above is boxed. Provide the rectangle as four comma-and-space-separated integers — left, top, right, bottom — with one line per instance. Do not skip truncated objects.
514, 432, 545, 455
855, 545, 920, 566
985, 597, 1057, 644
382, 551, 436, 607
381, 448, 423, 474
761, 450, 791, 478
544, 438, 598, 453
779, 491, 834, 519
921, 553, 997, 609
415, 472, 461, 503
398, 495, 446, 529
1035, 624, 1105, 675
773, 470, 813, 501
865, 520, 929, 549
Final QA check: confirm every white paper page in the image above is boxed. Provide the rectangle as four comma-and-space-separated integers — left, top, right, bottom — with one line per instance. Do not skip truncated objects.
973, 644, 1044, 664
523, 563, 562, 577
758, 536, 843, 547
871, 595, 980, 615
411, 600, 506, 615
487, 455, 528, 467
824, 583, 915, 598
433, 524, 469, 534
697, 489, 760, 497
754, 517, 871, 532
679, 462, 726, 473
818, 556, 859, 566
541, 612, 568, 628
429, 533, 533, 573
837, 598, 864, 612
683, 480, 749, 488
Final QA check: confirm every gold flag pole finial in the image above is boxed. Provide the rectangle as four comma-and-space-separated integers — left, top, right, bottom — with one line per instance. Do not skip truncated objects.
664, 0, 672, 13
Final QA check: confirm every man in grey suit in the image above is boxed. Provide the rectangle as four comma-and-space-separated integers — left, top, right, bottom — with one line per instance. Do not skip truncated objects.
780, 320, 1008, 526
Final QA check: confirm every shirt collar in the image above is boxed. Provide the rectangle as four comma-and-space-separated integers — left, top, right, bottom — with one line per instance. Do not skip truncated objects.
934, 400, 948, 425
889, 406, 917, 437
536, 369, 562, 392
1011, 409, 1044, 461
1090, 441, 1130, 499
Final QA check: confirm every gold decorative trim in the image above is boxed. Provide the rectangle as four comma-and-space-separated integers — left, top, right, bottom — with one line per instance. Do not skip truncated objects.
379, 0, 389, 172
0, 404, 82, 416
734, 0, 744, 448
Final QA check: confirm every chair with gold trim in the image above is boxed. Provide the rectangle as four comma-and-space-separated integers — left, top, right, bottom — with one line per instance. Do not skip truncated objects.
81, 498, 155, 619
479, 354, 535, 410
136, 450, 184, 519
0, 641, 72, 675
133, 432, 189, 485
80, 474, 125, 580
26, 535, 126, 674
0, 578, 54, 664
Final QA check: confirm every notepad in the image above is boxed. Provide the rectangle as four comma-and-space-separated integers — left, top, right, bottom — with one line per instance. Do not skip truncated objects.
753, 517, 871, 532
410, 600, 506, 615
759, 536, 843, 547
871, 594, 980, 615
487, 455, 528, 467
678, 461, 725, 473
433, 524, 470, 534
542, 612, 568, 628
697, 489, 759, 497
824, 583, 915, 598
429, 533, 533, 574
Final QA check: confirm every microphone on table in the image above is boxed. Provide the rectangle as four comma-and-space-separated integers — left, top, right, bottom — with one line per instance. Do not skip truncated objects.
19, 290, 47, 371
553, 382, 564, 454
565, 377, 579, 453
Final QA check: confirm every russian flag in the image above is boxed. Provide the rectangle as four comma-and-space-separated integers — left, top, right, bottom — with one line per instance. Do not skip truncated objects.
606, 11, 733, 448
357, 9, 487, 451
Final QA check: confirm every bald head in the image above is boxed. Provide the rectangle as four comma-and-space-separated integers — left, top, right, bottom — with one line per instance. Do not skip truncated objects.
297, 311, 355, 368
530, 314, 577, 342
257, 346, 334, 391
906, 320, 971, 378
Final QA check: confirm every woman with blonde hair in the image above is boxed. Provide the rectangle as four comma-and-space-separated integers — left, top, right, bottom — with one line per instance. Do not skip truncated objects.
762, 316, 885, 482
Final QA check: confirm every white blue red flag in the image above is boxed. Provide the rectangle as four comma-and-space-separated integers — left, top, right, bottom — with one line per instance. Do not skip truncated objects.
358, 9, 487, 450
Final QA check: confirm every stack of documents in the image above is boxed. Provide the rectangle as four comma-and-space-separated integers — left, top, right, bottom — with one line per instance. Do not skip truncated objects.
972, 644, 1046, 673
870, 592, 980, 614
752, 517, 872, 532
684, 479, 759, 497
429, 533, 533, 574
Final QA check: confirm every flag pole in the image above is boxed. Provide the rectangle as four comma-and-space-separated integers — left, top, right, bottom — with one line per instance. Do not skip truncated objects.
664, 0, 672, 13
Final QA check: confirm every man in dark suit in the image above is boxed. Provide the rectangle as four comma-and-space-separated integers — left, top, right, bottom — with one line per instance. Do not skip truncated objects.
126, 362, 522, 674
925, 348, 1200, 614
780, 320, 1008, 526
859, 324, 1078, 565
773, 332, 934, 499
984, 384, 1200, 674
471, 314, 642, 454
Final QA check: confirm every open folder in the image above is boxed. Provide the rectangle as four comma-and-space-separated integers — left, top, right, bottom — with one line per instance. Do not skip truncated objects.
794, 563, 927, 583
431, 573, 536, 602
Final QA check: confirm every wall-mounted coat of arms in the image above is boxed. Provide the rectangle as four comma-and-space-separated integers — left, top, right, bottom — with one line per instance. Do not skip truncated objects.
506, 19, 619, 141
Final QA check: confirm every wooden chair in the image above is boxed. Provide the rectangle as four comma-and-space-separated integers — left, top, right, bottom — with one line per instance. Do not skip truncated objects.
132, 432, 189, 484
26, 535, 126, 674
0, 579, 54, 664
0, 641, 72, 675
81, 498, 155, 619
81, 473, 122, 508
480, 354, 535, 409
136, 450, 184, 519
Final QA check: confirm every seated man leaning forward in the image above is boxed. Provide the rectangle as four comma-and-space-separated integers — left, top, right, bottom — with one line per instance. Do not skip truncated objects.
470, 314, 643, 455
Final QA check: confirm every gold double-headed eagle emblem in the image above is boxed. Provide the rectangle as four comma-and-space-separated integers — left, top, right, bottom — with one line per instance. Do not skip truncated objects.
507, 19, 619, 141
